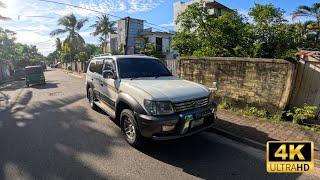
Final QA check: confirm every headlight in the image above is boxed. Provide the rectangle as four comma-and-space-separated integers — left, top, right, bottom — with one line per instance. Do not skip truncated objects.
144, 100, 174, 115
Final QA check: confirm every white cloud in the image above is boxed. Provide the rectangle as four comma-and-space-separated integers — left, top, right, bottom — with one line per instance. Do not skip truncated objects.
160, 22, 174, 27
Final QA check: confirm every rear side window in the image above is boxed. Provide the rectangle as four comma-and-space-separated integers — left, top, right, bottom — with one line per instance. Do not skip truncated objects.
25, 67, 43, 74
95, 61, 104, 74
104, 59, 115, 71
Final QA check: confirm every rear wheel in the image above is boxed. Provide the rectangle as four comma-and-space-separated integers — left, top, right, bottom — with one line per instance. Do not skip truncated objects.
26, 83, 29, 87
121, 109, 145, 148
88, 88, 98, 110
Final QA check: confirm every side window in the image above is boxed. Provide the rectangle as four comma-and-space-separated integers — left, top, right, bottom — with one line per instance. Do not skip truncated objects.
89, 61, 96, 72
104, 59, 115, 71
95, 61, 104, 74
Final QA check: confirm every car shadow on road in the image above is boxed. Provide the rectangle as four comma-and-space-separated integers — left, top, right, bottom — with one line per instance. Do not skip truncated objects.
29, 81, 59, 89
140, 127, 302, 180
0, 93, 123, 180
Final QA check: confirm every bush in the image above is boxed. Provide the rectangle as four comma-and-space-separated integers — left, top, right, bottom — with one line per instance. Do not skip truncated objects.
218, 99, 231, 110
270, 113, 282, 121
243, 106, 268, 118
287, 104, 318, 124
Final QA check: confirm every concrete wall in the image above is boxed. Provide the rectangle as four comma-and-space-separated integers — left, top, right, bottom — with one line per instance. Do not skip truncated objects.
177, 57, 296, 111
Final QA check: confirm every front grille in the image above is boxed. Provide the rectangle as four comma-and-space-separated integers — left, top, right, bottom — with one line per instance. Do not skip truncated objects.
173, 97, 209, 112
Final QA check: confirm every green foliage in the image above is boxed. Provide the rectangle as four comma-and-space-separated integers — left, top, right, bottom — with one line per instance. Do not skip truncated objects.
172, 2, 314, 59
287, 104, 318, 124
50, 14, 88, 61
243, 106, 268, 118
139, 43, 165, 58
90, 15, 116, 53
217, 99, 231, 110
0, 27, 45, 67
271, 113, 282, 121
292, 3, 320, 48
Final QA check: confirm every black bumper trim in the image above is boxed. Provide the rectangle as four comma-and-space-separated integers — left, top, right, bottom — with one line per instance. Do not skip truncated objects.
151, 123, 214, 140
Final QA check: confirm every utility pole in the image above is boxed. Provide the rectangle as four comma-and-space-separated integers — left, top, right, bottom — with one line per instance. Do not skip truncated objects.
124, 17, 130, 55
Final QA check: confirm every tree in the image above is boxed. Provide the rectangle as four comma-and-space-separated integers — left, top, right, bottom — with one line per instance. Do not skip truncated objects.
248, 3, 299, 58
292, 3, 320, 48
172, 1, 254, 57
0, 1, 10, 20
90, 15, 116, 53
50, 14, 88, 61
0, 27, 45, 67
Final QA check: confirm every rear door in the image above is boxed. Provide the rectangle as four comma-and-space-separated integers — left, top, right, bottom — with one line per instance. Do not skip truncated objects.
99, 58, 118, 109
94, 60, 105, 100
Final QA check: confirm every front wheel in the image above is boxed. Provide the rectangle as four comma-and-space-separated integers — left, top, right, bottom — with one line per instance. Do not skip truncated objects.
121, 109, 145, 148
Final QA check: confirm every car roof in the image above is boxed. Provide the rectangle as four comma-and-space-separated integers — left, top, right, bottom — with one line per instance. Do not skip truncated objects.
92, 55, 158, 61
25, 65, 42, 69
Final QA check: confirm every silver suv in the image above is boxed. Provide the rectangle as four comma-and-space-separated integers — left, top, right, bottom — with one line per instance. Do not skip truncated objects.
85, 55, 217, 147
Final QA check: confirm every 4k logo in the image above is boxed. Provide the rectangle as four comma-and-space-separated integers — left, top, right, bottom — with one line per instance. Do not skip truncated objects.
266, 141, 314, 173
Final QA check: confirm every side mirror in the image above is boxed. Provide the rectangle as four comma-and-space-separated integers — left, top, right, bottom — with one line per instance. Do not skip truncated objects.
102, 70, 115, 79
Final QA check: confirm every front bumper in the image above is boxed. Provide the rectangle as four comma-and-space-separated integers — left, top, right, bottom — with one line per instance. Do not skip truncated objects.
135, 105, 216, 140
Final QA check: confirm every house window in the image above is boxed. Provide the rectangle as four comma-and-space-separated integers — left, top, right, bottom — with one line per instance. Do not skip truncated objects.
156, 37, 162, 52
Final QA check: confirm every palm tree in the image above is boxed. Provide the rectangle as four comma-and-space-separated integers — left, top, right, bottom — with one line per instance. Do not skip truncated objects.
90, 15, 116, 53
292, 3, 320, 48
50, 14, 88, 61
0, 1, 10, 20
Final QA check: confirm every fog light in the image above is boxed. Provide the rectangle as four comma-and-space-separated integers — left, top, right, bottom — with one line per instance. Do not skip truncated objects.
162, 124, 176, 132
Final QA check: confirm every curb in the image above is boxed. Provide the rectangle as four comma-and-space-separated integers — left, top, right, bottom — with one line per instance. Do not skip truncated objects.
210, 127, 320, 168
62, 70, 84, 79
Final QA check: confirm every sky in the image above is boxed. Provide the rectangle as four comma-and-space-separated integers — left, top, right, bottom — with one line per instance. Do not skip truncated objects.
0, 0, 318, 56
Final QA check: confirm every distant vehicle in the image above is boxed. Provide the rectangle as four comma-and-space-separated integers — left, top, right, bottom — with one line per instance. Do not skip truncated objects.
85, 55, 217, 147
25, 66, 46, 87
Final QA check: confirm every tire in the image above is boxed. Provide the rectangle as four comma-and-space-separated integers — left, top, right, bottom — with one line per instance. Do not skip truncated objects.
26, 83, 29, 87
88, 88, 98, 110
120, 109, 145, 148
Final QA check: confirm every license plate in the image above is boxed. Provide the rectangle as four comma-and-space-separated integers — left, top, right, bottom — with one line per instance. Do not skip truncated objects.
191, 118, 204, 128
183, 114, 193, 121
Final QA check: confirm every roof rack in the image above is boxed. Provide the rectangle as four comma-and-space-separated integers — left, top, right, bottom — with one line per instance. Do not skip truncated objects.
94, 53, 112, 57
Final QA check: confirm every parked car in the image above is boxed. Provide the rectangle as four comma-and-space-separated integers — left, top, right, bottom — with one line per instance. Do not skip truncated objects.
25, 66, 46, 87
85, 55, 217, 147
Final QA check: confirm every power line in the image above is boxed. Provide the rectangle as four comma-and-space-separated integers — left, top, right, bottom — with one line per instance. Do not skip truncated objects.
37, 0, 174, 33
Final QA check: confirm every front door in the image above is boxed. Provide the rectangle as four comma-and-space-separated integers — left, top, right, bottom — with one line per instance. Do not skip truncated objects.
100, 59, 118, 110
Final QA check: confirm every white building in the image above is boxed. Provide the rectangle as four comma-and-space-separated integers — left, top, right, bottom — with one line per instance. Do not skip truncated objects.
106, 17, 174, 58
173, 0, 231, 31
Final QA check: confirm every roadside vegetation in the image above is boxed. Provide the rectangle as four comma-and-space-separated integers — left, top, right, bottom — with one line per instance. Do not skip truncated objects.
218, 99, 320, 132
172, 2, 320, 59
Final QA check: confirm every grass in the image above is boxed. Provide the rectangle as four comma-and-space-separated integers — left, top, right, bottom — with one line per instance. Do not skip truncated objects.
217, 100, 320, 133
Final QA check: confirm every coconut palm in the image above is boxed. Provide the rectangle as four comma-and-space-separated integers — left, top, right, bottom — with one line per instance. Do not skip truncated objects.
50, 14, 88, 61
90, 15, 116, 53
292, 3, 320, 47
0, 1, 10, 20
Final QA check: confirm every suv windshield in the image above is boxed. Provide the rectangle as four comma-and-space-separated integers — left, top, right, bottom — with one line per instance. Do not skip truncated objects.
117, 58, 172, 78
25, 67, 43, 75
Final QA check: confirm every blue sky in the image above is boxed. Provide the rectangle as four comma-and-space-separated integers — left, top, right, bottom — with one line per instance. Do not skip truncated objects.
0, 0, 318, 55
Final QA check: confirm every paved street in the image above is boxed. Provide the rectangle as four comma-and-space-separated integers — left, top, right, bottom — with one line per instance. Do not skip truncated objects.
0, 69, 318, 180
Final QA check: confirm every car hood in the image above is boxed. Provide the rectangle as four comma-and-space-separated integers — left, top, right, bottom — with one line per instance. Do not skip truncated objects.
122, 76, 210, 102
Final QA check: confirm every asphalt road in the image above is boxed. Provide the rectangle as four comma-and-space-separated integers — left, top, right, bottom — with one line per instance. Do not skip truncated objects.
0, 69, 318, 180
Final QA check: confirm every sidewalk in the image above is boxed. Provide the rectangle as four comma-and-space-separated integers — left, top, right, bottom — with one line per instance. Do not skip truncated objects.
212, 109, 320, 160
61, 69, 85, 79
